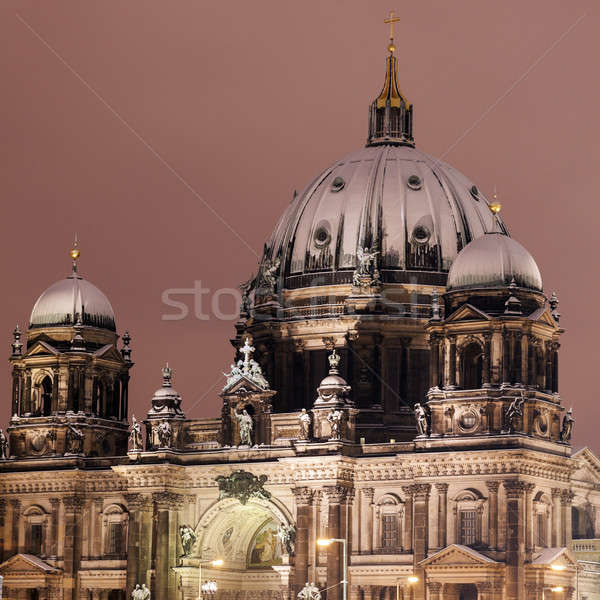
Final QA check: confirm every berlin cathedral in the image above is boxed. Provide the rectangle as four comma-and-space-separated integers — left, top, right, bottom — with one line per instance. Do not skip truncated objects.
1, 21, 599, 600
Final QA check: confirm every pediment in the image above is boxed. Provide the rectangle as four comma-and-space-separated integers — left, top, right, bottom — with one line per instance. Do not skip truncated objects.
444, 304, 491, 323
0, 553, 59, 574
25, 340, 60, 357
420, 544, 497, 567
222, 375, 268, 396
528, 307, 559, 328
572, 447, 600, 484
531, 547, 578, 567
93, 344, 124, 362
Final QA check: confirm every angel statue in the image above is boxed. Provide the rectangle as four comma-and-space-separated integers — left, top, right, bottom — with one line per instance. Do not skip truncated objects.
180, 524, 197, 557
131, 584, 150, 600
298, 582, 322, 600
327, 409, 343, 440
129, 415, 143, 451
236, 409, 253, 446
504, 395, 525, 434
156, 420, 173, 448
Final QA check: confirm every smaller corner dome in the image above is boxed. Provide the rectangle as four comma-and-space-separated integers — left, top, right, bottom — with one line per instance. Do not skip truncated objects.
447, 233, 542, 292
29, 274, 116, 331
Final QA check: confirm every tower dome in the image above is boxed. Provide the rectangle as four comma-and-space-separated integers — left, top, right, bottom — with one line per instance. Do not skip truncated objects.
447, 232, 543, 292
29, 245, 116, 331
256, 47, 507, 298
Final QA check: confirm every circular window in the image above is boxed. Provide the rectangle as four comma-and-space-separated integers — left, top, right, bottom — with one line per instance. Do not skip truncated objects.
331, 176, 345, 192
470, 185, 479, 199
313, 223, 331, 248
407, 174, 422, 190
412, 225, 431, 245
458, 410, 479, 431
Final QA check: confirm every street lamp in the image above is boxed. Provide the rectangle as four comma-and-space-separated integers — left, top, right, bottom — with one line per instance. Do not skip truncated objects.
197, 559, 223, 600
396, 575, 418, 600
317, 538, 347, 600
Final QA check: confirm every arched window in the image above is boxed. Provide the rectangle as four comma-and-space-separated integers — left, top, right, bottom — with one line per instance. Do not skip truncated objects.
102, 504, 129, 558
376, 494, 404, 553
453, 489, 485, 548
533, 492, 551, 548
23, 505, 49, 556
41, 376, 52, 416
572, 505, 595, 540
461, 342, 483, 389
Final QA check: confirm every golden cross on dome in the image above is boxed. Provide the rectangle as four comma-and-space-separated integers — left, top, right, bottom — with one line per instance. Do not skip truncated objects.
384, 10, 401, 51
70, 233, 81, 273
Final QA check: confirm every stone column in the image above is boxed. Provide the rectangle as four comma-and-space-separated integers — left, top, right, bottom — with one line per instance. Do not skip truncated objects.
0, 499, 6, 561
551, 488, 562, 547
293, 487, 313, 593
513, 332, 523, 385
524, 483, 535, 553
88, 497, 103, 559
324, 486, 348, 600
153, 491, 183, 600
49, 498, 61, 559
412, 484, 431, 600
545, 341, 553, 393
561, 490, 574, 547
429, 335, 440, 389
125, 493, 154, 595
401, 485, 414, 553
426, 581, 442, 600
502, 331, 511, 384
551, 342, 560, 393
435, 483, 448, 550
485, 481, 500, 551
361, 488, 374, 554
503, 480, 526, 600
482, 333, 492, 387
447, 337, 457, 388
10, 498, 21, 555
63, 495, 84, 600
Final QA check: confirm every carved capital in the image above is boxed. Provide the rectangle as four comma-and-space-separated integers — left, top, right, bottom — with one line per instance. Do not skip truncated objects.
323, 485, 350, 504
401, 484, 415, 498
49, 497, 61, 508
477, 582, 492, 592
524, 482, 536, 494
503, 480, 526, 499
362, 487, 375, 503
292, 487, 314, 506
560, 489, 575, 505
435, 483, 449, 494
485, 481, 500, 494
551, 487, 563, 499
0, 498, 6, 516
413, 483, 431, 500
125, 493, 153, 511
153, 491, 185, 510
63, 495, 85, 512
427, 582, 443, 592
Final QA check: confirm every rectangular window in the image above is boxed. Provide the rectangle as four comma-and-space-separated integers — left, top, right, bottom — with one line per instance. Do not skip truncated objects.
29, 523, 43, 555
459, 510, 477, 546
537, 512, 547, 547
107, 522, 123, 556
381, 514, 398, 549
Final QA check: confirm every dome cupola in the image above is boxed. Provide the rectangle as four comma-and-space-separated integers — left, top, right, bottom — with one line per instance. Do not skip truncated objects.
447, 232, 543, 292
367, 13, 413, 147
29, 242, 116, 332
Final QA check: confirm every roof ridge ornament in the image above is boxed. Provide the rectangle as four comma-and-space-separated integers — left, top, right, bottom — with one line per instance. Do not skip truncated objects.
366, 12, 414, 147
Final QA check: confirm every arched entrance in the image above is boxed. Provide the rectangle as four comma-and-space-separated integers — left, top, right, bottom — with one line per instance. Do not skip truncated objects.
188, 497, 293, 599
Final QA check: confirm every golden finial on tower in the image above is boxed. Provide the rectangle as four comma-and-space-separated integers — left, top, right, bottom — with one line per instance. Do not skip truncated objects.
384, 10, 401, 53
489, 186, 502, 214
70, 234, 81, 273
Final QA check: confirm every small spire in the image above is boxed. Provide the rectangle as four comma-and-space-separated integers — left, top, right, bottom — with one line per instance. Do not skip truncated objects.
489, 186, 502, 214
11, 325, 23, 357
70, 234, 81, 274
162, 363, 173, 387
328, 348, 341, 374
121, 330, 132, 362
70, 319, 86, 351
430, 289, 441, 321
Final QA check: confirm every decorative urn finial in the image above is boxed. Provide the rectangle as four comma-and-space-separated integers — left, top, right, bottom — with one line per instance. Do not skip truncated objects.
121, 330, 132, 362
162, 363, 173, 387
328, 348, 341, 374
11, 324, 22, 357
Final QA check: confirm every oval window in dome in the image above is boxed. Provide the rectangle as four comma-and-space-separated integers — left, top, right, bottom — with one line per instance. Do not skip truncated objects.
407, 174, 422, 190
470, 185, 479, 200
313, 222, 331, 248
331, 176, 345, 192
412, 225, 431, 245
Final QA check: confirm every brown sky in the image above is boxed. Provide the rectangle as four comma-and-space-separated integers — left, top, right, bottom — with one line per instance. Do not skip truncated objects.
1, 0, 598, 453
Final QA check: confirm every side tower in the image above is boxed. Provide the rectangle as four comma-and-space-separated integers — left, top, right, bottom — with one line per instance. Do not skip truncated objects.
423, 233, 565, 448
7, 243, 133, 458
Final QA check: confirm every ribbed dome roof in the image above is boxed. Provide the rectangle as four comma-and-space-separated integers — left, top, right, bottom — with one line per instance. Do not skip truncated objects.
260, 144, 507, 291
447, 233, 542, 292
30, 274, 116, 331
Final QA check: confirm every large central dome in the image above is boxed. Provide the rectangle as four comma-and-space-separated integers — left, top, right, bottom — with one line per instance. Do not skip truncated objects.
262, 144, 507, 291
256, 46, 507, 296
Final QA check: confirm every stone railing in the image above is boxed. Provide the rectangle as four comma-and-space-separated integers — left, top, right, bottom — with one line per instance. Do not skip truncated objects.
572, 538, 600, 561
